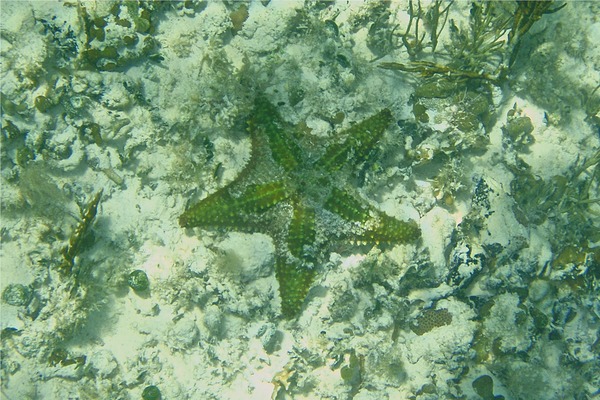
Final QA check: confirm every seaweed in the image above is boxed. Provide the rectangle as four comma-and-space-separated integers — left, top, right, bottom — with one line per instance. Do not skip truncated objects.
59, 190, 103, 278
511, 150, 600, 248
379, 60, 501, 85
508, 1, 566, 45
382, 1, 565, 86
400, 0, 453, 59
507, 1, 567, 66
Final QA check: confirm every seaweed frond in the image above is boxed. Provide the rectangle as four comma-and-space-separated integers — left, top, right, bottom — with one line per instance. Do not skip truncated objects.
399, 0, 454, 59
59, 190, 103, 276
507, 1, 567, 66
383, 1, 566, 86
379, 60, 500, 85
508, 0, 567, 45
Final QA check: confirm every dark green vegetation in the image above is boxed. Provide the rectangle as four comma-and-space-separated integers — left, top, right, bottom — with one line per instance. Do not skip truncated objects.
141, 385, 161, 400
472, 374, 505, 400
128, 269, 150, 293
379, 1, 566, 86
180, 96, 420, 318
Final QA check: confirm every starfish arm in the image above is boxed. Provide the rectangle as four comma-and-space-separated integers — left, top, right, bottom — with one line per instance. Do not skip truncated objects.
324, 187, 421, 245
179, 188, 237, 228
324, 187, 371, 223
250, 97, 302, 172
179, 181, 289, 229
235, 181, 291, 213
276, 256, 316, 318
276, 201, 317, 318
287, 201, 316, 260
317, 109, 393, 172
359, 212, 421, 245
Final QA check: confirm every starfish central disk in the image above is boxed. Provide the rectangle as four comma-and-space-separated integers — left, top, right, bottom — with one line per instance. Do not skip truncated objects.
180, 96, 421, 318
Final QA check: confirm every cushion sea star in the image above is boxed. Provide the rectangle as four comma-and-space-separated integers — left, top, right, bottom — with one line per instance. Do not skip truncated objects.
180, 96, 421, 318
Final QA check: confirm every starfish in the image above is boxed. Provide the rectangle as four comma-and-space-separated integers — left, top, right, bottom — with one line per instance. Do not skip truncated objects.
180, 96, 421, 318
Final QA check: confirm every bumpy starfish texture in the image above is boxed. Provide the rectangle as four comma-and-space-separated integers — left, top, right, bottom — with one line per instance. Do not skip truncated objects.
180, 96, 420, 318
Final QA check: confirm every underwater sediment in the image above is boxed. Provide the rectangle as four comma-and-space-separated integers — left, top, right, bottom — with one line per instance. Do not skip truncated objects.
1, 1, 599, 399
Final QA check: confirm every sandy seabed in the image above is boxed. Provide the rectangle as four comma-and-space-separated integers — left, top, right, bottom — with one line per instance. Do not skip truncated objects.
1, 1, 599, 399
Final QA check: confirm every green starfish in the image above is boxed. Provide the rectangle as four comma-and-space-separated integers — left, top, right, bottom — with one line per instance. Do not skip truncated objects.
180, 96, 420, 318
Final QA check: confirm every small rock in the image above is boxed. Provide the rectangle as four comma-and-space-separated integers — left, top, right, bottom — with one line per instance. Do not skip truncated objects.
89, 349, 118, 378
168, 318, 199, 350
